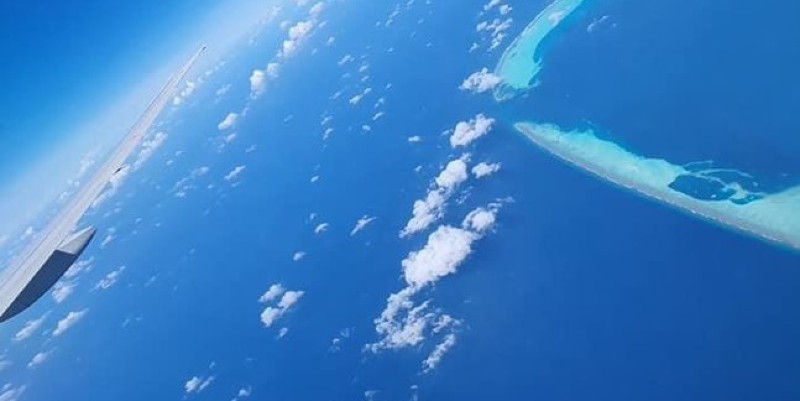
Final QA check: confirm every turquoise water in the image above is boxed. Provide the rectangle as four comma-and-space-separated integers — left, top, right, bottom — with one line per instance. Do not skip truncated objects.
494, 0, 800, 251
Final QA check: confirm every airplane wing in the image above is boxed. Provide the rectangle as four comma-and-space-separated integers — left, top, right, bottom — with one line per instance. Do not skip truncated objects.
0, 46, 205, 322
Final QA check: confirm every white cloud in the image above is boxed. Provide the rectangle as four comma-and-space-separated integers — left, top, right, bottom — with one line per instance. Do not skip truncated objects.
435, 158, 469, 190
95, 266, 126, 290
309, 1, 325, 18
281, 20, 316, 57
402, 226, 477, 287
52, 281, 76, 303
27, 351, 51, 369
215, 84, 231, 97
14, 314, 47, 342
134, 132, 168, 170
401, 157, 470, 237
100, 234, 114, 249
462, 205, 500, 234
260, 307, 282, 327
218, 113, 239, 130
483, 0, 502, 11
172, 80, 197, 106
259, 290, 305, 327
259, 284, 286, 303
314, 223, 329, 234
65, 257, 94, 279
337, 54, 354, 66
401, 190, 446, 238
225, 165, 246, 182
460, 68, 503, 94
0, 385, 26, 401
499, 4, 512, 15
472, 161, 501, 178
278, 290, 304, 309
310, 175, 320, 183
250, 63, 280, 97
422, 333, 456, 373
52, 309, 88, 337
184, 376, 214, 394
350, 215, 376, 236
369, 288, 431, 351
371, 204, 501, 355
407, 135, 422, 143
450, 114, 494, 148
237, 387, 252, 398
0, 357, 10, 372
292, 251, 306, 261
476, 18, 513, 50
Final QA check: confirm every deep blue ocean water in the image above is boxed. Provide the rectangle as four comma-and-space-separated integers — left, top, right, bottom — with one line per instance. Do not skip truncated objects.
1, 1, 799, 401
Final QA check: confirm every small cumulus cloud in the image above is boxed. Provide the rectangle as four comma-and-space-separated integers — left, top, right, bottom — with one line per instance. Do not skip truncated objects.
184, 376, 214, 394
27, 351, 51, 369
95, 266, 126, 290
460, 68, 503, 94
350, 215, 376, 236
52, 281, 76, 303
218, 113, 239, 131
471, 161, 501, 178
52, 309, 88, 337
450, 114, 495, 148
401, 156, 470, 237
225, 165, 247, 183
14, 314, 48, 342
259, 287, 305, 328
314, 223, 329, 234
422, 333, 456, 373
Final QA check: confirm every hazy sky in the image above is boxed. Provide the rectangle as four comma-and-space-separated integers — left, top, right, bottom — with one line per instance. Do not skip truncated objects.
0, 0, 284, 237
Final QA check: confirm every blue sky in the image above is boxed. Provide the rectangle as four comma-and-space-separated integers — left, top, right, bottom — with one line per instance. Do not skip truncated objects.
0, 0, 284, 237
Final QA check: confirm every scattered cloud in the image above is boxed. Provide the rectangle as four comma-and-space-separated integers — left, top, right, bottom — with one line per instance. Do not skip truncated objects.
52, 281, 76, 303
27, 351, 51, 369
402, 226, 478, 287
401, 157, 470, 237
350, 215, 376, 236
314, 223, 329, 234
173, 81, 197, 106
52, 309, 88, 337
462, 204, 500, 234
476, 17, 513, 51
0, 385, 26, 401
292, 251, 306, 261
280, 20, 316, 58
95, 266, 126, 290
225, 165, 247, 183
250, 63, 280, 98
259, 284, 286, 303
184, 376, 214, 394
408, 135, 422, 143
259, 288, 305, 327
218, 113, 239, 131
450, 114, 494, 148
64, 257, 94, 279
100, 234, 115, 249
460, 68, 503, 94
422, 333, 456, 373
14, 314, 47, 342
472, 162, 501, 178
